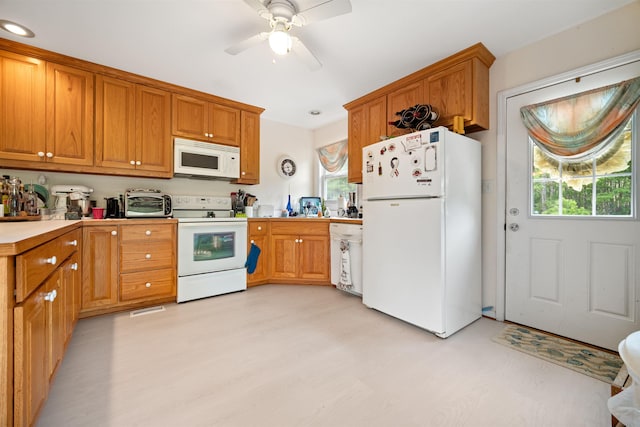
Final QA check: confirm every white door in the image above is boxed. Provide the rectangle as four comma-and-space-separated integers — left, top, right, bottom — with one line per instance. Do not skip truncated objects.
505, 61, 640, 350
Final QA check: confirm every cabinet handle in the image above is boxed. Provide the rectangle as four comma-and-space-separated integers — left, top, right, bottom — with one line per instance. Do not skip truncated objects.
145, 254, 151, 259
46, 152, 53, 158
44, 289, 57, 302
145, 230, 151, 236
45, 256, 57, 265
37, 151, 45, 158
70, 239, 78, 246
71, 263, 78, 271
130, 160, 135, 165
250, 239, 255, 244
295, 239, 299, 243
111, 230, 117, 236
257, 226, 262, 231
242, 171, 246, 176
145, 282, 151, 288
136, 160, 141, 166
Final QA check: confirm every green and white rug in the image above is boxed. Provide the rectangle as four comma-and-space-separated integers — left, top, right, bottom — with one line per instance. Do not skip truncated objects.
493, 324, 623, 384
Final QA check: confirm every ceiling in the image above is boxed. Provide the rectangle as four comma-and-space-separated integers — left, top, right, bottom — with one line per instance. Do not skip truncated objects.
0, 0, 634, 130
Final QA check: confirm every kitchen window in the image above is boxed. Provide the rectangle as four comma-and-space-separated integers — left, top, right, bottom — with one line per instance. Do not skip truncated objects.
320, 160, 356, 201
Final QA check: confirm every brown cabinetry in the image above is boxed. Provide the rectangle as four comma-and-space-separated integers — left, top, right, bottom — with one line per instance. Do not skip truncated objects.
12, 227, 81, 427
344, 43, 494, 183
237, 110, 261, 184
247, 220, 269, 286
347, 96, 387, 183
81, 221, 176, 317
95, 75, 172, 177
0, 50, 45, 164
172, 94, 241, 146
269, 221, 330, 284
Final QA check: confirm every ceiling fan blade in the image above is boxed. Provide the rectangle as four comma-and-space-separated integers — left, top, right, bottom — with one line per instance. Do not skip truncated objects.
225, 32, 269, 55
291, 37, 322, 71
242, 0, 272, 20
292, 0, 352, 26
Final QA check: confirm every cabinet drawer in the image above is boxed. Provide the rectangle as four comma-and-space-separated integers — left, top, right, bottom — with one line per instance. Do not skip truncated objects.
270, 221, 328, 236
248, 221, 269, 236
120, 241, 175, 272
16, 228, 80, 303
119, 223, 175, 243
120, 268, 176, 301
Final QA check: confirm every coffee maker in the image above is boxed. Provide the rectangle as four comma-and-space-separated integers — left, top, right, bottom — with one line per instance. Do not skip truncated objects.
105, 195, 124, 218
347, 192, 359, 218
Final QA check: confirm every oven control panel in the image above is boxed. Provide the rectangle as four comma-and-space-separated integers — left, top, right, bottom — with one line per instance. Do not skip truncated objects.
172, 195, 232, 210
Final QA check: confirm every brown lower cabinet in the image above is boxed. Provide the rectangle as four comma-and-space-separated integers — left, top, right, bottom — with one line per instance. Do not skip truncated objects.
80, 220, 177, 317
12, 227, 81, 427
247, 219, 330, 286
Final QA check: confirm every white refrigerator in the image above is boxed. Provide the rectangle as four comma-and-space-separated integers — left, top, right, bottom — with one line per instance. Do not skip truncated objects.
362, 127, 481, 338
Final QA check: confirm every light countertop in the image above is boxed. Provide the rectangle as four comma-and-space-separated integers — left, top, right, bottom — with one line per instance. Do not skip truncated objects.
0, 219, 82, 256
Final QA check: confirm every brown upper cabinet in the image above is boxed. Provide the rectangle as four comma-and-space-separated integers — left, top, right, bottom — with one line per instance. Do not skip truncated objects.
344, 42, 495, 183
95, 76, 172, 177
0, 52, 94, 168
172, 94, 241, 146
236, 110, 261, 185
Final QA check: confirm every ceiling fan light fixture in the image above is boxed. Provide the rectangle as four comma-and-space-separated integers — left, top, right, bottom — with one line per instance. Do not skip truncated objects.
268, 22, 292, 55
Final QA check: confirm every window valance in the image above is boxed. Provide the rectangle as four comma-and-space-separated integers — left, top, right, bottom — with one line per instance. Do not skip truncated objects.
316, 139, 348, 173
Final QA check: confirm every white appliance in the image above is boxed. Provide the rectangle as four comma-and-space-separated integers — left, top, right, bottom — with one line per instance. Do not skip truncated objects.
173, 195, 247, 303
174, 138, 240, 180
362, 127, 481, 338
330, 222, 363, 296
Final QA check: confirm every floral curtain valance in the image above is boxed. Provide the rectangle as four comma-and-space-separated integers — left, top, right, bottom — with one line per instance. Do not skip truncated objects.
316, 139, 348, 173
520, 76, 640, 159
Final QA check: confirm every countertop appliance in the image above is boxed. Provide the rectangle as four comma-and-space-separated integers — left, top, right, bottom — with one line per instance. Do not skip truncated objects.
124, 189, 172, 218
361, 127, 481, 338
50, 185, 93, 216
330, 222, 363, 296
174, 138, 240, 180
173, 195, 247, 303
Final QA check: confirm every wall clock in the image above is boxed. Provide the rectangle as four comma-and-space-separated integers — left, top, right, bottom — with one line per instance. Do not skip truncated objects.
277, 156, 297, 178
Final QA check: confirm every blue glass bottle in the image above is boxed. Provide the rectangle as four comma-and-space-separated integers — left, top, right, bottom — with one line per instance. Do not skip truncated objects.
286, 195, 293, 216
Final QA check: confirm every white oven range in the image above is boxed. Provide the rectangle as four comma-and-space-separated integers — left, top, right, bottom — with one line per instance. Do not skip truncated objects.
173, 195, 247, 303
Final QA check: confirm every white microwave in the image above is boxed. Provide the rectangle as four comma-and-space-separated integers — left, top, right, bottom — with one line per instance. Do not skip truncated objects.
174, 138, 240, 180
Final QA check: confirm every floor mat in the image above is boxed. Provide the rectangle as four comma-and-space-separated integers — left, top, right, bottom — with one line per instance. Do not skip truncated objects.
493, 323, 623, 384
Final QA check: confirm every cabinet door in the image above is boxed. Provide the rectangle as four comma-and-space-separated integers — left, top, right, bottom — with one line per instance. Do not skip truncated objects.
136, 85, 171, 174
270, 235, 298, 280
45, 62, 94, 166
172, 94, 208, 140
0, 50, 45, 162
237, 110, 260, 184
61, 253, 80, 345
386, 81, 423, 137
95, 75, 136, 170
347, 105, 366, 184
424, 60, 473, 128
210, 103, 240, 146
366, 96, 387, 146
45, 271, 64, 382
81, 226, 119, 310
14, 284, 47, 427
298, 235, 330, 281
248, 221, 269, 285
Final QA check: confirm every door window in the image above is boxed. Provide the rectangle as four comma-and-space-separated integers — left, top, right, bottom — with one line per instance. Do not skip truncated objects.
531, 114, 635, 216
193, 232, 236, 261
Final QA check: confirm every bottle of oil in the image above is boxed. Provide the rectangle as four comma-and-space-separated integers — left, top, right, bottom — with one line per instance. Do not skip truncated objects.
7, 177, 22, 216
1, 175, 9, 216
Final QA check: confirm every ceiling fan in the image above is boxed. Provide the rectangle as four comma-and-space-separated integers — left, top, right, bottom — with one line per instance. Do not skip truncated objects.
225, 0, 352, 71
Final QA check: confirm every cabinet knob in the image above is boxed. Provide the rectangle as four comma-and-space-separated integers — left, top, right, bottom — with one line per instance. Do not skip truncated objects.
145, 254, 151, 259
242, 171, 246, 176
130, 160, 135, 165
45, 256, 57, 265
145, 282, 151, 288
37, 151, 45, 158
44, 289, 57, 302
257, 226, 262, 231
136, 160, 141, 166
70, 239, 78, 246
145, 230, 151, 236
299, 238, 303, 243
295, 239, 299, 243
46, 152, 53, 158
71, 263, 79, 271
111, 230, 117, 236
250, 239, 255, 244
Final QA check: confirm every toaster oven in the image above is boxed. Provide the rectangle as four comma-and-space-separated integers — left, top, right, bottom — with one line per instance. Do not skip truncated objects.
124, 189, 172, 218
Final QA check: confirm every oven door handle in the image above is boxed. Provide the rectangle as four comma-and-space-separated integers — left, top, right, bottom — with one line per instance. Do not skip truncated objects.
178, 222, 245, 228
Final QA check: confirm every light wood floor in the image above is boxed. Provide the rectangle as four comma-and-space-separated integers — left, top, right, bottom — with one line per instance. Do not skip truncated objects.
38, 285, 611, 426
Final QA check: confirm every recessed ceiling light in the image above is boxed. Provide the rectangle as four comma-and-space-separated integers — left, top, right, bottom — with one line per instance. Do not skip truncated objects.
0, 20, 35, 38
309, 110, 321, 116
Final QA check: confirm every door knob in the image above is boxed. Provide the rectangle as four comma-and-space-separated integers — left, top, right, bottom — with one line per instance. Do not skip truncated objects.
509, 223, 519, 232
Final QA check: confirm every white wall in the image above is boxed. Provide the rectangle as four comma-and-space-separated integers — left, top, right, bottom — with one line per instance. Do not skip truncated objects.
476, 0, 640, 316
